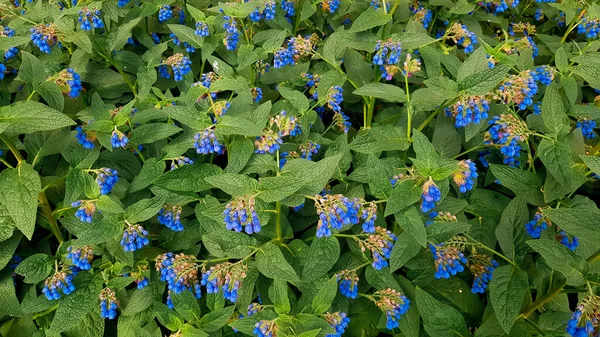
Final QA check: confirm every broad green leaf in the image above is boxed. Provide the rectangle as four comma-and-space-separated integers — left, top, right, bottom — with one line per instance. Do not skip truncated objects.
106, 18, 142, 52
349, 8, 391, 33
154, 164, 222, 192
205, 173, 259, 196
131, 123, 182, 144
311, 277, 337, 314
457, 46, 488, 82
0, 163, 41, 239
199, 306, 235, 332
527, 239, 588, 286
255, 242, 299, 283
130, 158, 166, 193
488, 265, 529, 334
17, 51, 45, 85
270, 279, 291, 314
537, 139, 573, 187
412, 129, 440, 172
495, 197, 529, 265
278, 87, 310, 114
50, 274, 103, 333
0, 269, 22, 317
303, 236, 340, 280
415, 287, 470, 337
580, 155, 600, 176
542, 82, 570, 138
15, 254, 53, 284
0, 101, 75, 135
395, 207, 427, 248
384, 180, 422, 216
0, 233, 22, 270
353, 83, 406, 102
122, 286, 154, 316
389, 231, 422, 272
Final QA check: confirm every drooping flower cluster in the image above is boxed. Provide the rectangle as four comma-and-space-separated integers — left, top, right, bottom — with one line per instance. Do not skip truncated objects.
373, 39, 402, 80
299, 141, 320, 160
420, 178, 441, 212
158, 5, 173, 22
273, 34, 319, 68
170, 156, 194, 170
525, 211, 550, 239
576, 16, 600, 39
158, 204, 184, 231
325, 312, 350, 337
429, 239, 467, 279
320, 0, 341, 13
110, 129, 129, 148
67, 245, 93, 270
576, 118, 597, 139
94, 168, 119, 194
247, 302, 263, 316
42, 266, 77, 300
302, 73, 320, 100
336, 269, 359, 299
201, 262, 247, 303
452, 160, 478, 193
445, 95, 490, 128
75, 127, 96, 149
252, 87, 263, 103
78, 7, 104, 31
223, 16, 239, 50
52, 68, 83, 98
445, 23, 478, 53
255, 111, 301, 154
485, 114, 528, 167
358, 226, 396, 270
195, 21, 210, 37
224, 196, 262, 234
170, 31, 196, 53
156, 253, 202, 299
99, 288, 118, 320
251, 1, 276, 21
371, 288, 411, 330
557, 230, 580, 251
194, 127, 224, 155
159, 53, 192, 81
482, 0, 519, 15
468, 254, 498, 294
30, 23, 58, 53
410, 4, 433, 29
425, 211, 457, 226
281, 0, 295, 17
566, 295, 600, 337
313, 194, 363, 237
120, 222, 150, 252
254, 320, 278, 337
495, 68, 552, 110
72, 200, 97, 223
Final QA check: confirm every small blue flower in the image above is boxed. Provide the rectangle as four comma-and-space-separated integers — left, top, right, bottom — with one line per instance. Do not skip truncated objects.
453, 160, 478, 193
360, 227, 396, 270
445, 95, 490, 128
0, 63, 6, 80
158, 5, 173, 23
110, 129, 129, 148
576, 17, 600, 39
67, 246, 93, 270
118, 0, 130, 7
410, 4, 432, 29
485, 115, 527, 167
252, 87, 263, 103
254, 320, 278, 337
195, 21, 210, 37
99, 288, 118, 320
337, 270, 359, 299
430, 242, 467, 279
372, 288, 410, 330
156, 253, 202, 299
194, 128, 224, 155
468, 254, 498, 294
576, 119, 596, 139
373, 39, 402, 80
325, 312, 350, 337
53, 68, 83, 98
313, 194, 363, 237
250, 8, 263, 22
566, 297, 599, 337
120, 223, 150, 252
76, 126, 96, 149
73, 200, 96, 223
281, 0, 295, 17
321, 0, 341, 13
30, 24, 58, 54
525, 212, 548, 238
170, 156, 194, 170
42, 267, 77, 300
78, 7, 104, 31
224, 196, 261, 234
158, 204, 184, 232
420, 178, 441, 213
150, 32, 161, 44
96, 168, 119, 195
533, 102, 542, 115
248, 303, 263, 316
534, 8, 544, 21
326, 86, 344, 112
264, 1, 276, 20
136, 277, 149, 289
223, 16, 239, 50
160, 53, 192, 81
445, 23, 478, 53
558, 230, 579, 251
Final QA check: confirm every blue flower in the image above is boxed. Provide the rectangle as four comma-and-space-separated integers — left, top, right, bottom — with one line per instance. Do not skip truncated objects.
566, 297, 599, 337
576, 17, 600, 39
53, 68, 82, 98
531, 65, 554, 85
158, 204, 184, 232
326, 86, 344, 112
325, 312, 350, 337
151, 32, 161, 44
533, 102, 541, 115
576, 119, 596, 139
337, 270, 359, 298
281, 0, 295, 17
120, 223, 150, 252
158, 5, 173, 22
445, 23, 478, 53
99, 288, 118, 319
411, 4, 432, 29
42, 267, 77, 300
170, 156, 194, 170
248, 303, 263, 316
96, 168, 118, 194
202, 262, 246, 303
313, 194, 363, 237
67, 246, 93, 270
525, 213, 548, 238
136, 277, 149, 289
373, 39, 402, 80
534, 8, 544, 21
118, 0, 130, 7
73, 200, 96, 223
223, 16, 239, 50
30, 24, 58, 53
558, 230, 579, 251
110, 129, 129, 148
78, 7, 104, 31
452, 160, 478, 193
369, 0, 389, 9
195, 21, 210, 37
160, 53, 192, 81
264, 2, 276, 20
156, 253, 202, 299
273, 35, 317, 68
299, 141, 320, 160
430, 242, 467, 279
250, 8, 263, 22
0, 63, 5, 80
321, 0, 341, 13
485, 115, 528, 167
76, 126, 96, 149
252, 87, 263, 103
360, 227, 396, 270
254, 320, 278, 337
194, 128, 224, 155
372, 288, 410, 330
420, 178, 441, 213
224, 196, 261, 234
1, 26, 18, 60
468, 254, 498, 294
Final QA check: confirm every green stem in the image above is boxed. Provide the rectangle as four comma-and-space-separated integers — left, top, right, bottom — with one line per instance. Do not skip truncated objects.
0, 158, 13, 168
519, 279, 566, 319
32, 304, 59, 320
417, 102, 446, 132
388, 0, 401, 17
464, 234, 518, 267
404, 74, 413, 141
365, 97, 375, 128
561, 18, 584, 44
453, 145, 485, 159
39, 191, 65, 244
524, 317, 546, 336
27, 90, 37, 101
275, 201, 282, 243
0, 135, 24, 163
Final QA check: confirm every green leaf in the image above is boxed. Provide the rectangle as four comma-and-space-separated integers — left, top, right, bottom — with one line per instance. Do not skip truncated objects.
0, 163, 41, 240
171, 291, 201, 322
131, 123, 182, 144
303, 236, 340, 280
349, 7, 391, 33
199, 306, 235, 332
460, 65, 510, 96
270, 279, 291, 314
168, 24, 203, 48
125, 197, 165, 223
216, 116, 264, 137
537, 139, 572, 188
312, 277, 337, 314
96, 195, 125, 214
542, 82, 570, 138
580, 155, 600, 176
384, 180, 422, 216
348, 125, 410, 153
255, 242, 299, 283
389, 231, 422, 272
257, 175, 305, 202
0, 232, 22, 270
50, 274, 103, 333
202, 230, 258, 259
0, 36, 31, 51
0, 101, 75, 135
353, 83, 406, 102
205, 173, 259, 196
527, 239, 588, 286
426, 220, 471, 242
278, 87, 310, 114
412, 129, 440, 172
75, 216, 124, 245
395, 207, 427, 248
35, 81, 64, 112
488, 265, 529, 334
130, 158, 166, 193
154, 301, 184, 331
154, 164, 222, 192
495, 197, 529, 264
544, 206, 600, 243
0, 269, 22, 317
457, 47, 488, 82
106, 18, 142, 52
17, 51, 45, 85
489, 164, 542, 203
15, 254, 53, 284
415, 287, 470, 337
122, 286, 154, 316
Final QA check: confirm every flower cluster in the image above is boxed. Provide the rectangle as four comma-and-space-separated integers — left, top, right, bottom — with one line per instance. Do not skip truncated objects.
326, 86, 344, 112
195, 21, 210, 37
313, 194, 363, 237
99, 288, 118, 320
483, 0, 519, 15
194, 127, 224, 155
299, 141, 320, 160
120, 223, 150, 252
170, 156, 194, 170
30, 23, 58, 53
577, 16, 600, 39
94, 168, 119, 194
557, 230, 580, 251
576, 118, 597, 139
254, 320, 278, 337
67, 245, 93, 270
420, 178, 441, 212
158, 204, 184, 231
201, 262, 247, 303
429, 240, 467, 279
452, 160, 478, 193
336, 269, 359, 299
325, 312, 350, 337
525, 211, 550, 238
255, 111, 301, 153
53, 68, 83, 98
369, 0, 389, 9
42, 267, 77, 300
372, 288, 411, 330
72, 200, 96, 223
445, 23, 478, 53
425, 211, 457, 226
373, 39, 402, 81
223, 196, 262, 234
1, 26, 18, 60
411, 4, 433, 29
566, 295, 600, 337
158, 5, 173, 23
156, 253, 202, 299
485, 114, 528, 167
110, 129, 129, 149
251, 1, 276, 21
445, 95, 490, 128
320, 0, 341, 13
302, 73, 320, 100
402, 53, 421, 77
78, 7, 104, 31
159, 53, 192, 81
468, 254, 498, 294
170, 32, 196, 53
223, 16, 239, 50
281, 0, 295, 17
358, 226, 396, 270
273, 34, 318, 68
252, 87, 263, 103
495, 68, 552, 110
